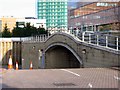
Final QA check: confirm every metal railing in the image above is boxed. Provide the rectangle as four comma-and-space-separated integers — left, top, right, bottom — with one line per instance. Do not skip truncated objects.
68, 30, 120, 51
22, 29, 120, 51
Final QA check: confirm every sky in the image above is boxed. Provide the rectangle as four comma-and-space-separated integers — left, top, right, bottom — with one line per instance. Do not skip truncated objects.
0, 0, 78, 18
0, 0, 36, 18
0, 0, 118, 18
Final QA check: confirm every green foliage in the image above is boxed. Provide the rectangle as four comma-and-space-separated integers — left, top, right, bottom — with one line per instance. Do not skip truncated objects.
0, 32, 1, 36
12, 27, 24, 37
4, 23, 48, 37
2, 24, 12, 37
37, 27, 48, 35
13, 23, 47, 37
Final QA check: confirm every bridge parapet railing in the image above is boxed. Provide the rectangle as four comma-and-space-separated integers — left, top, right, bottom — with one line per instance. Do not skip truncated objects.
66, 30, 120, 51
22, 29, 120, 51
21, 34, 50, 42
50, 30, 120, 51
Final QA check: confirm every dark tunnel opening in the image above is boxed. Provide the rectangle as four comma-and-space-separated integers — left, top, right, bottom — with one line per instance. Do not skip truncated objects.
45, 45, 80, 69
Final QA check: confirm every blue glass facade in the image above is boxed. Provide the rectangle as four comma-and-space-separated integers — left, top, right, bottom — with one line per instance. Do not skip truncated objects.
37, 0, 68, 30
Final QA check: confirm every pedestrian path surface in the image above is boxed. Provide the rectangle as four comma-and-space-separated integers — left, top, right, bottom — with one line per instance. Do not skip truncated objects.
1, 68, 119, 89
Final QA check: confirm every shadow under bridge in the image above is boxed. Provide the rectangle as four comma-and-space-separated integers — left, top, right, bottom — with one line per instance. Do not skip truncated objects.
45, 43, 83, 69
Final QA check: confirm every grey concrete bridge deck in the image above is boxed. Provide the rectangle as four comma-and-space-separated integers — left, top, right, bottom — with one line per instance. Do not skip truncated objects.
1, 68, 119, 89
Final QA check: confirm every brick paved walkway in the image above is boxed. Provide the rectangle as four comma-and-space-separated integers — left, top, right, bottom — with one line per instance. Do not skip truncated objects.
1, 68, 120, 89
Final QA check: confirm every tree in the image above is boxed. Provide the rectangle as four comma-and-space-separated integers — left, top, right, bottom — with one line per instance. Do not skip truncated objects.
2, 23, 11, 37
12, 23, 48, 37
37, 27, 47, 35
0, 31, 2, 37
12, 27, 24, 37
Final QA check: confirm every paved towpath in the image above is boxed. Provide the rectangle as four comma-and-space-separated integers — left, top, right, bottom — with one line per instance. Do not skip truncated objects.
1, 68, 119, 89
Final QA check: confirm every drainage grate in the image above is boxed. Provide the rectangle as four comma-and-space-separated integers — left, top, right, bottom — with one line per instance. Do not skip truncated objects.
53, 82, 76, 86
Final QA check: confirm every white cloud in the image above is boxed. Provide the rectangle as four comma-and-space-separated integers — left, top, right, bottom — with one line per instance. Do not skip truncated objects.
0, 0, 36, 18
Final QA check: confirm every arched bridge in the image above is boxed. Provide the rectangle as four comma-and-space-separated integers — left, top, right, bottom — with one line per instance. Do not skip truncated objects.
22, 31, 120, 69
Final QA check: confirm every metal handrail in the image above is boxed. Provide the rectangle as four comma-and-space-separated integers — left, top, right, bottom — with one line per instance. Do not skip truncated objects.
22, 30, 120, 51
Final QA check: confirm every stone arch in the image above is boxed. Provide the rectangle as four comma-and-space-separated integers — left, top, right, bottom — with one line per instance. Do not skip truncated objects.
45, 42, 83, 65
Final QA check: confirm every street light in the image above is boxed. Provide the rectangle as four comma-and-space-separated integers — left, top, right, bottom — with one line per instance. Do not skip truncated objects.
38, 49, 42, 68
38, 49, 45, 69
82, 49, 86, 68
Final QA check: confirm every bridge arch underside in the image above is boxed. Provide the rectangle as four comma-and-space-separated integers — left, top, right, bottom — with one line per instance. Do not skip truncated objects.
45, 44, 82, 69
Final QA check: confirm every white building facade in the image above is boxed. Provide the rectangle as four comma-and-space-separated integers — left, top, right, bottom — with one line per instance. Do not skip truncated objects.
16, 18, 46, 29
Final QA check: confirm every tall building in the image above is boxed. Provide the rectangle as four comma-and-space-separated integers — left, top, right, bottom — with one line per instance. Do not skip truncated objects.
68, 2, 120, 32
37, 0, 68, 31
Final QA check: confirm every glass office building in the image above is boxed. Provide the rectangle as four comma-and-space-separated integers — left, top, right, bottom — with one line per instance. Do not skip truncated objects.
37, 0, 68, 30
68, 2, 120, 32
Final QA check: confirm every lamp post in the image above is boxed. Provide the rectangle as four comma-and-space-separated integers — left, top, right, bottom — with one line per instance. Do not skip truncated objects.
38, 49, 42, 68
82, 49, 86, 68
38, 49, 45, 69
42, 49, 45, 69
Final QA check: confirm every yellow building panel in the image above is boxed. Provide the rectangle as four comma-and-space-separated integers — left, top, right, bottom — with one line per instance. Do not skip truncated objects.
0, 17, 17, 32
